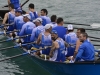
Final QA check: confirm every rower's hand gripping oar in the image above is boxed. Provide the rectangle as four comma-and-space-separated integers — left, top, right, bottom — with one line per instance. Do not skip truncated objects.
0, 23, 14, 28
0, 46, 52, 62
0, 42, 35, 51
0, 34, 31, 43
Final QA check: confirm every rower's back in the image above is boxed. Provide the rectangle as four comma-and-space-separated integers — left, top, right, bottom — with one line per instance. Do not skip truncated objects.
50, 38, 66, 62
65, 25, 77, 57
41, 32, 52, 55
10, 0, 20, 9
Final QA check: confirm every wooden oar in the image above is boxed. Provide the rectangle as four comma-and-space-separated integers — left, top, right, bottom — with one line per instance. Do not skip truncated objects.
0, 42, 35, 51
0, 34, 31, 43
0, 46, 51, 62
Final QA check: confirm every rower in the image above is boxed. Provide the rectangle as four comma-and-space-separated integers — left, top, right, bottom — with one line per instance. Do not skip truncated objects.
28, 3, 38, 21
52, 17, 67, 40
49, 30, 66, 62
2, 3, 15, 31
8, 0, 20, 9
13, 8, 25, 35
65, 24, 77, 57
75, 32, 95, 62
40, 9, 51, 26
19, 14, 36, 43
30, 18, 44, 42
49, 15, 57, 28
37, 24, 52, 55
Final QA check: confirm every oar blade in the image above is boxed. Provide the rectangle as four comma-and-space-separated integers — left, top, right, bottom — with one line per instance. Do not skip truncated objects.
91, 23, 100, 28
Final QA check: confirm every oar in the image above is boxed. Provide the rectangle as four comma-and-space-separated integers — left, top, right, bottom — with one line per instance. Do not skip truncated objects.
91, 39, 100, 42
21, 0, 29, 7
94, 44, 100, 46
89, 36, 100, 40
0, 34, 31, 43
0, 30, 20, 35
64, 22, 100, 28
0, 23, 14, 28
0, 46, 51, 62
0, 42, 35, 51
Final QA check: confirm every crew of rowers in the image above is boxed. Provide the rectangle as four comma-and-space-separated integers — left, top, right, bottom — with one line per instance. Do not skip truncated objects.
2, 3, 95, 63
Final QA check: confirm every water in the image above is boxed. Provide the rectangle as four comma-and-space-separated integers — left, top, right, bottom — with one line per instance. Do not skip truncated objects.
0, 0, 100, 75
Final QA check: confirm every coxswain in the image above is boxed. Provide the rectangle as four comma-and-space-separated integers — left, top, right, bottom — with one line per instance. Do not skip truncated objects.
52, 17, 67, 40
75, 32, 95, 62
28, 3, 38, 21
37, 24, 52, 55
30, 18, 44, 42
19, 14, 36, 43
49, 30, 68, 62
2, 3, 15, 31
40, 9, 51, 26
8, 0, 20, 9
64, 24, 77, 57
49, 15, 57, 28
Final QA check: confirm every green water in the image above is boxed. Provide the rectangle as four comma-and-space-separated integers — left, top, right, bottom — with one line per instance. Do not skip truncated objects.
0, 36, 51, 75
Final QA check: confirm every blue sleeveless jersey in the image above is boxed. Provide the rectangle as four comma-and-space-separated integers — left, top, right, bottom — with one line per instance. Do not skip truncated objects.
19, 22, 35, 43
30, 25, 45, 42
40, 16, 51, 26
29, 11, 38, 21
10, 0, 20, 9
41, 33, 52, 55
65, 32, 78, 57
14, 16, 25, 35
7, 12, 15, 31
50, 38, 65, 62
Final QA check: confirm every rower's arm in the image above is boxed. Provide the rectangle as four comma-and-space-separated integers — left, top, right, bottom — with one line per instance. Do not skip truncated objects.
49, 42, 56, 58
8, 0, 10, 5
64, 41, 69, 47
30, 29, 35, 42
2, 13, 8, 25
37, 34, 42, 44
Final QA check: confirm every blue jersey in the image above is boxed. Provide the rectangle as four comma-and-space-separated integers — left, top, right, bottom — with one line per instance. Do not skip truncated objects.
29, 11, 38, 21
41, 33, 52, 55
30, 25, 45, 42
10, 0, 20, 9
75, 40, 95, 61
50, 38, 65, 62
53, 26, 67, 40
40, 16, 51, 26
65, 32, 77, 57
19, 21, 35, 43
7, 12, 15, 31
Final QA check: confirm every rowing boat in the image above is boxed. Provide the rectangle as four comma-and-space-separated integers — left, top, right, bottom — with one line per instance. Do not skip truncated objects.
0, 5, 100, 75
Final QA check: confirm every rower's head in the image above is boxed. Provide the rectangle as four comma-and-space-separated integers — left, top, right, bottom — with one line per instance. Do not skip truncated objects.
79, 32, 88, 42
15, 9, 22, 16
28, 3, 34, 11
9, 3, 14, 11
23, 14, 31, 22
51, 15, 57, 23
33, 18, 42, 26
44, 24, 52, 33
77, 28, 85, 38
67, 24, 74, 33
51, 30, 58, 41
41, 9, 48, 16
57, 17, 64, 26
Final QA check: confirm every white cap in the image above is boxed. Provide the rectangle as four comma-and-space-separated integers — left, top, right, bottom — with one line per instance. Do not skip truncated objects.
23, 14, 31, 20
33, 18, 42, 23
44, 24, 52, 29
67, 24, 73, 30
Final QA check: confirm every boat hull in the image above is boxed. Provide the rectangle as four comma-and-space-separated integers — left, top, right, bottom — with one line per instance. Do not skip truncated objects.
31, 56, 100, 75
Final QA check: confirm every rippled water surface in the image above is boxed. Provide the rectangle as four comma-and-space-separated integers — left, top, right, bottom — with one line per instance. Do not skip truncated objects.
0, 0, 100, 75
